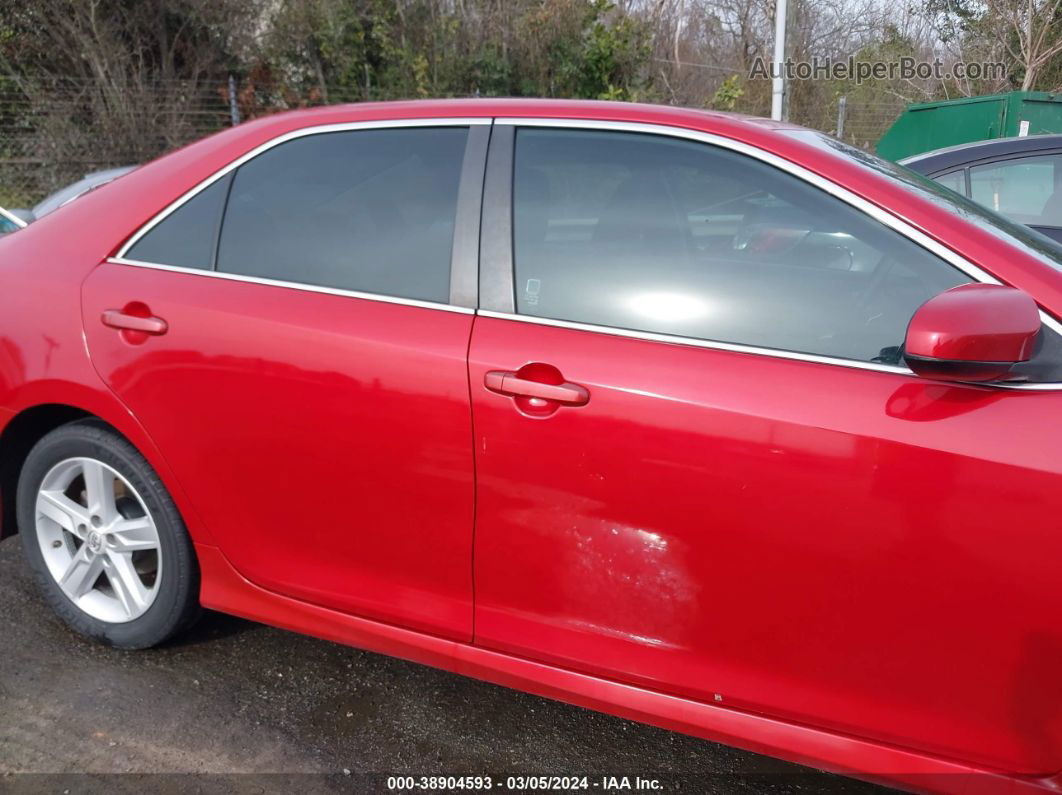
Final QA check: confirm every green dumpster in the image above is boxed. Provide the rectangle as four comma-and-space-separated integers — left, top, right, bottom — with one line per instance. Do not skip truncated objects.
876, 91, 1062, 160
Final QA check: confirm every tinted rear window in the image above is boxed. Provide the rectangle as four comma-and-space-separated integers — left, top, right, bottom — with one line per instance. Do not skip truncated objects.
216, 127, 467, 303
125, 174, 231, 269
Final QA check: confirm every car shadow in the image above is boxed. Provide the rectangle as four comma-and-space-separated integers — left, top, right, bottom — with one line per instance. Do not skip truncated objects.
163, 608, 258, 648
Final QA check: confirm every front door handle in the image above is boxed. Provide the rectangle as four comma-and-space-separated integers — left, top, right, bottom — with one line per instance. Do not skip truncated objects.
484, 370, 589, 406
101, 309, 168, 335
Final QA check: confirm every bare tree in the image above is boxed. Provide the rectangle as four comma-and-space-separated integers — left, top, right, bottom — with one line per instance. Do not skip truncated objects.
981, 0, 1062, 89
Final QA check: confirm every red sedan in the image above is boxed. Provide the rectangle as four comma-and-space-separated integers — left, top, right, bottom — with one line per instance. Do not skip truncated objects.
1, 99, 1060, 793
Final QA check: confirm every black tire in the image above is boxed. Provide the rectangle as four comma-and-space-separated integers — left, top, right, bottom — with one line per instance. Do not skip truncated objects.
17, 419, 200, 648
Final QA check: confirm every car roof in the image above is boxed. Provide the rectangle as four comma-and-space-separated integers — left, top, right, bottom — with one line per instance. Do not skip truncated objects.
900, 134, 1062, 173
230, 97, 808, 136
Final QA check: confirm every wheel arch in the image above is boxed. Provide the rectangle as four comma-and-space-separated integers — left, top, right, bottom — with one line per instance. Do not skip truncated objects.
0, 389, 214, 547
0, 404, 92, 538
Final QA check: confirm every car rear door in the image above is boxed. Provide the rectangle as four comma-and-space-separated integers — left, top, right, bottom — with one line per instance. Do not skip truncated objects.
82, 121, 489, 640
468, 122, 1062, 772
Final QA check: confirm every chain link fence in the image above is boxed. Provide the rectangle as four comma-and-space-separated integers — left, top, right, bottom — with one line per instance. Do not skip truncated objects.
832, 96, 911, 152
0, 76, 907, 209
0, 78, 235, 208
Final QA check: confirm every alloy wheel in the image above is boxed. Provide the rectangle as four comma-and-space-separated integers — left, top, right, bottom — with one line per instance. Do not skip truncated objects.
34, 457, 162, 623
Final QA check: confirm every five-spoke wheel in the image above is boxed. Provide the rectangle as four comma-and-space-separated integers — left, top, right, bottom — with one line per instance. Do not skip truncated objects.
35, 457, 161, 622
18, 420, 199, 648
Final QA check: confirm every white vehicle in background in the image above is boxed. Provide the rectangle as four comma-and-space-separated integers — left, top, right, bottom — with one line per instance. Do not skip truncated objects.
0, 165, 135, 235
0, 204, 27, 235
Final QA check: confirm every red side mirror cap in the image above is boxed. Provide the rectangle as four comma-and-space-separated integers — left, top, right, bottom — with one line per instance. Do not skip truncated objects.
904, 284, 1041, 383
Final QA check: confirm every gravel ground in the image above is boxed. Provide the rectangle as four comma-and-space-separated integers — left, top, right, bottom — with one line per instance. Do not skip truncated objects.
0, 536, 891, 794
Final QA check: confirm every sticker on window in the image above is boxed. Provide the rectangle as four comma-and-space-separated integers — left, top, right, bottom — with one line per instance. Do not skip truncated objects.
525, 278, 542, 306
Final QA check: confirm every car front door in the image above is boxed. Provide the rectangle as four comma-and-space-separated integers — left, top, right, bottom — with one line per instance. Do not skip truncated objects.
469, 124, 1062, 772
82, 122, 488, 640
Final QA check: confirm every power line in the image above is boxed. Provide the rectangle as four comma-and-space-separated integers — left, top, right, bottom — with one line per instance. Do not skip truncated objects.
650, 57, 742, 73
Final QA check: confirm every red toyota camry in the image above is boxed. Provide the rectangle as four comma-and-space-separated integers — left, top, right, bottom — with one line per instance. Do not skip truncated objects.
1, 99, 1060, 793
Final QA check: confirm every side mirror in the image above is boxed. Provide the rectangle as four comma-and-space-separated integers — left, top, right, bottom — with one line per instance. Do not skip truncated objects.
904, 283, 1041, 383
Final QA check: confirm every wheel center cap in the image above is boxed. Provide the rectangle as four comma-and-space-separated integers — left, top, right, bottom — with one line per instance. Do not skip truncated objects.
86, 531, 104, 554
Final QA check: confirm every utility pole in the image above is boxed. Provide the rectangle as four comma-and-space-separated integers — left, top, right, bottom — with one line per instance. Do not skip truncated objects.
228, 75, 240, 126
771, 0, 788, 121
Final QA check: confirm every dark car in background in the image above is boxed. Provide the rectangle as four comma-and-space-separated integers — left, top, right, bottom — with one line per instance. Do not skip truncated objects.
901, 135, 1062, 242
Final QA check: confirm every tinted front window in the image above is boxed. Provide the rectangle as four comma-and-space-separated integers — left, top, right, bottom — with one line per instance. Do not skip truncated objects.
216, 128, 467, 303
969, 155, 1062, 227
0, 216, 19, 234
125, 174, 231, 269
512, 129, 967, 363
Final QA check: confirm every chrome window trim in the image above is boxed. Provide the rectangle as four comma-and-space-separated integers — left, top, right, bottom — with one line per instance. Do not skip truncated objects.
479, 309, 912, 375
106, 256, 474, 315
477, 309, 1062, 391
497, 117, 1062, 334
109, 114, 1062, 390
490, 117, 1062, 389
115, 117, 492, 304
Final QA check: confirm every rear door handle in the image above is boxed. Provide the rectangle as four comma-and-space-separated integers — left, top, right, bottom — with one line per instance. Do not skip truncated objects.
101, 309, 168, 335
484, 371, 589, 406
